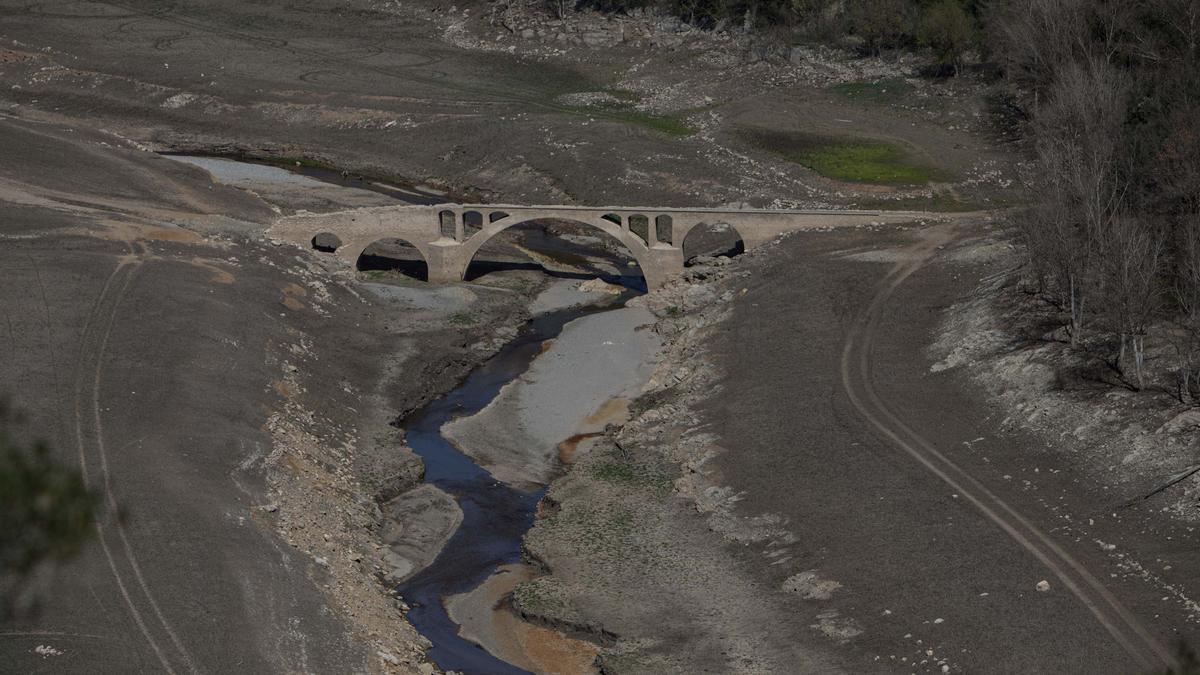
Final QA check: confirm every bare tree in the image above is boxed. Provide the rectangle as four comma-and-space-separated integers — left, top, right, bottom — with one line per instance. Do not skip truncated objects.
986, 0, 1090, 93
1028, 57, 1131, 344
1102, 216, 1165, 389
1170, 218, 1200, 400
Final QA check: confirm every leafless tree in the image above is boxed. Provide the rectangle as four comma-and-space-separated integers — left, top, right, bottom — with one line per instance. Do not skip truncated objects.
1170, 219, 1200, 400
1102, 216, 1165, 389
1027, 57, 1130, 344
986, 0, 1089, 93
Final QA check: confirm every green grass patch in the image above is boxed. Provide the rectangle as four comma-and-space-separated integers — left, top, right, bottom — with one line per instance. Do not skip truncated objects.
562, 87, 695, 137
573, 105, 695, 137
742, 128, 950, 186
448, 313, 477, 326
592, 461, 673, 493
828, 78, 914, 104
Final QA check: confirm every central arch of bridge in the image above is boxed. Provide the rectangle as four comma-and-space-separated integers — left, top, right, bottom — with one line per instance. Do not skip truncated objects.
455, 210, 658, 286
270, 203, 929, 288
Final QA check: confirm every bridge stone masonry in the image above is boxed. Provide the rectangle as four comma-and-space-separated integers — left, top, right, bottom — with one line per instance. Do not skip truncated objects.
268, 203, 936, 289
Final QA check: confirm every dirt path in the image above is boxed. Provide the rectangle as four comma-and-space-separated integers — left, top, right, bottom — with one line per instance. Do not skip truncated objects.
839, 227, 1174, 670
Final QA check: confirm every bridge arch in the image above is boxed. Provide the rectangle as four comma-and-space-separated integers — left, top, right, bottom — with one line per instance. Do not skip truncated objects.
463, 210, 484, 238
438, 210, 457, 240
655, 215, 673, 245
679, 220, 746, 263
457, 214, 653, 286
627, 214, 650, 246
355, 236, 432, 281
311, 231, 343, 253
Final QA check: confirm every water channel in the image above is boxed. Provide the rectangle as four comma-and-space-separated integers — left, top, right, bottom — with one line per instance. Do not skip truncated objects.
396, 297, 632, 673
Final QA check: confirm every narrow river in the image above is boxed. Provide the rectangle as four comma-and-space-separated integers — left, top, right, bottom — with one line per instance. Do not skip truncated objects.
395, 300, 625, 674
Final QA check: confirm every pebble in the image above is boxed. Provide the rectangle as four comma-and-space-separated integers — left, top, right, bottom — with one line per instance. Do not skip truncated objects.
1036, 580, 1051, 592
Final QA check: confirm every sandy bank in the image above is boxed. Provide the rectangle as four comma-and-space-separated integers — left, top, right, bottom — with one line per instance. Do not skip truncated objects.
441, 305, 661, 487
445, 564, 600, 675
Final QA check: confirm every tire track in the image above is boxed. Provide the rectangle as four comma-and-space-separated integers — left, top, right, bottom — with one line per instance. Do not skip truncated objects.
72, 251, 198, 674
838, 228, 1174, 671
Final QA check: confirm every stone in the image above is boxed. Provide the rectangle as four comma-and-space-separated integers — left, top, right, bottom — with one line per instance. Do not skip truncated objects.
1036, 579, 1051, 592
379, 485, 464, 584
580, 31, 610, 47
519, 28, 535, 39
1158, 408, 1200, 434
578, 278, 624, 295
783, 571, 842, 600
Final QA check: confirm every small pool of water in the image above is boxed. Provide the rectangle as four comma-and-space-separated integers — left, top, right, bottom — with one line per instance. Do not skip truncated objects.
161, 153, 446, 204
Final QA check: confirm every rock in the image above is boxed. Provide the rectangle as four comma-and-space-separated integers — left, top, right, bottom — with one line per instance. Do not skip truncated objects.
1036, 579, 1051, 592
782, 571, 842, 600
578, 278, 624, 295
1157, 408, 1200, 435
379, 485, 464, 584
356, 446, 424, 504
519, 28, 535, 39
580, 31, 610, 47
788, 46, 806, 67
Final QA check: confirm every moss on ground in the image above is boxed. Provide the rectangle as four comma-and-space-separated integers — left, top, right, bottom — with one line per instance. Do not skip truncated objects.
828, 78, 914, 104
741, 127, 951, 185
568, 104, 695, 137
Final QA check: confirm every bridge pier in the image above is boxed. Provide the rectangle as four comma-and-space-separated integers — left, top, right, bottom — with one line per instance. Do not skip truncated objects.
641, 245, 685, 289
425, 241, 468, 284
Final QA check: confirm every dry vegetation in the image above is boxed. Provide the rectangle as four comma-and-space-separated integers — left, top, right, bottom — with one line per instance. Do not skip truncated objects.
992, 0, 1200, 399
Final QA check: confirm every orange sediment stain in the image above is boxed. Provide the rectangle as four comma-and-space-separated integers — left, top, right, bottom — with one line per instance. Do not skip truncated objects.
281, 283, 307, 310
188, 257, 235, 284
556, 398, 632, 464
272, 380, 298, 399
556, 432, 603, 465
471, 564, 600, 675
582, 397, 630, 427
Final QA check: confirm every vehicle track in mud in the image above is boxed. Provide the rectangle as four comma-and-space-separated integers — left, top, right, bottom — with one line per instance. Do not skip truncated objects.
838, 229, 1175, 672
70, 248, 199, 674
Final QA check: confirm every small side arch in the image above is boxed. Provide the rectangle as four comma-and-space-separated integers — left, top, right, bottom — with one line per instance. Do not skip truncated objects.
356, 237, 430, 281
680, 220, 746, 264
438, 210, 457, 240
463, 210, 484, 238
627, 213, 650, 246
654, 215, 673, 245
311, 232, 343, 253
489, 211, 510, 223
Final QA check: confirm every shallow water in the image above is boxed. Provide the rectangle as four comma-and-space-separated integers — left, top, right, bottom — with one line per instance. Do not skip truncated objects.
396, 299, 633, 674
162, 153, 446, 204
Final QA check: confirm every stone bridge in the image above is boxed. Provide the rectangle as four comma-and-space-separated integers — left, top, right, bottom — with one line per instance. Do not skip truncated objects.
268, 204, 929, 288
